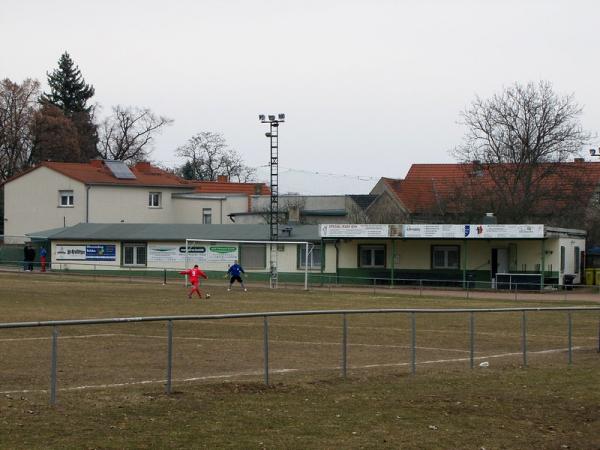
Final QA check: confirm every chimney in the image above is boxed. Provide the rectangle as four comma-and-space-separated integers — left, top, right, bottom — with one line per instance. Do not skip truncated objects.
217, 175, 229, 183
135, 161, 152, 172
288, 205, 300, 224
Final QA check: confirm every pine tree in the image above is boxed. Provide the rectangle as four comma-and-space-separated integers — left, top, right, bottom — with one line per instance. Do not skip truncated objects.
41, 52, 95, 114
39, 52, 99, 161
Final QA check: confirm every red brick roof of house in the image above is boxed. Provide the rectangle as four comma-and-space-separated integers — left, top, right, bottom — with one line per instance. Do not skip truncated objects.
384, 162, 600, 215
4, 161, 270, 195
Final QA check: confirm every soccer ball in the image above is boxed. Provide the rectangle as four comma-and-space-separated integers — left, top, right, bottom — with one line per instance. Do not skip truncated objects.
206, 293, 211, 299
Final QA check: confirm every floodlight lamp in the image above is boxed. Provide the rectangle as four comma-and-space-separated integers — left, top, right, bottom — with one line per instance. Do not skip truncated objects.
268, 115, 276, 121
278, 113, 285, 120
259, 114, 265, 121
265, 132, 272, 138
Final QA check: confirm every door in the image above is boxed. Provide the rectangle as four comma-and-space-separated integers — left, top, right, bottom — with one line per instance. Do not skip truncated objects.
491, 248, 508, 278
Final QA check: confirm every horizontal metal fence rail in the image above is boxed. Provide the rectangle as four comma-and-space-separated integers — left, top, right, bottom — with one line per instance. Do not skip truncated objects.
2, 307, 599, 406
3, 261, 600, 294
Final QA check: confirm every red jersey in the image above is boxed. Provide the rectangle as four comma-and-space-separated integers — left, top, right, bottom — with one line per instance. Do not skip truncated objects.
180, 267, 207, 284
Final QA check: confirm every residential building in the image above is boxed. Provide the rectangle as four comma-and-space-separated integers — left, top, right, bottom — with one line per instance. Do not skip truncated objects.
231, 194, 378, 224
2, 160, 269, 243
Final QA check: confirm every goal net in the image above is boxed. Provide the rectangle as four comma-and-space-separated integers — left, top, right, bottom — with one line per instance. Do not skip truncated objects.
184, 238, 313, 290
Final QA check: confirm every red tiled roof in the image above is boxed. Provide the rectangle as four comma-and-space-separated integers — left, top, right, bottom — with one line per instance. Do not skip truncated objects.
5, 161, 270, 195
387, 162, 600, 214
191, 180, 270, 196
39, 161, 192, 187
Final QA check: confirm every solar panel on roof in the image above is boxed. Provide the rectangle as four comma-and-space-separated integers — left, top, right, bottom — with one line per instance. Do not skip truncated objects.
104, 160, 136, 179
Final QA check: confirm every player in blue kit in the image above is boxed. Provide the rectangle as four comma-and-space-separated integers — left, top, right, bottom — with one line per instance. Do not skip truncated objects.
227, 260, 247, 292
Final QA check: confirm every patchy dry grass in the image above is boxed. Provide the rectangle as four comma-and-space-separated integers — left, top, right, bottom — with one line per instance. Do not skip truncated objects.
0, 272, 599, 449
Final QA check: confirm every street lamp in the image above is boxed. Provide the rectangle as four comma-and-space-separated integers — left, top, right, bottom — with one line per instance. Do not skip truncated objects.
259, 113, 285, 287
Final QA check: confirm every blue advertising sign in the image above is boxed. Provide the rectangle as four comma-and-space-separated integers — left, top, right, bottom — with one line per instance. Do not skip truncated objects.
86, 244, 116, 261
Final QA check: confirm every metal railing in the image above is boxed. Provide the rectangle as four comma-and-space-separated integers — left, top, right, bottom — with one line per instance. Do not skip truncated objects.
2, 260, 599, 294
1, 306, 599, 405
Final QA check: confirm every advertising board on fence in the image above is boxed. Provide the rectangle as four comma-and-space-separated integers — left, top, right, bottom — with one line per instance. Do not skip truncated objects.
402, 224, 544, 239
319, 224, 390, 238
147, 243, 238, 263
55, 244, 116, 261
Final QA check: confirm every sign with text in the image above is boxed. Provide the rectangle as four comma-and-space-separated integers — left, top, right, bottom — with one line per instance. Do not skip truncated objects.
55, 244, 116, 261
402, 224, 544, 239
55, 245, 87, 260
86, 244, 116, 261
148, 243, 238, 263
319, 224, 390, 238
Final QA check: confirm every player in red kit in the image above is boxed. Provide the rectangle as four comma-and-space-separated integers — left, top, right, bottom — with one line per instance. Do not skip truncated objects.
179, 264, 208, 299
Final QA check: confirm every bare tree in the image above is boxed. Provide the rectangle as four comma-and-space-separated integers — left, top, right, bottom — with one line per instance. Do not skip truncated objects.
30, 104, 82, 164
452, 81, 591, 222
176, 131, 255, 182
0, 78, 40, 182
99, 105, 173, 162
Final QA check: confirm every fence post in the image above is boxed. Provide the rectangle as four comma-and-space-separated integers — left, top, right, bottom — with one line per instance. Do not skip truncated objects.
469, 312, 475, 369
166, 320, 173, 394
567, 312, 573, 365
163, 269, 167, 285
521, 311, 528, 367
263, 316, 270, 385
341, 313, 348, 378
50, 326, 59, 405
411, 312, 416, 375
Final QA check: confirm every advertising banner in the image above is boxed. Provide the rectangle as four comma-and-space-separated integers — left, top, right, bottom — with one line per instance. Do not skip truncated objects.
402, 224, 544, 239
55, 245, 87, 260
148, 243, 238, 263
55, 244, 116, 261
319, 224, 390, 238
86, 244, 116, 261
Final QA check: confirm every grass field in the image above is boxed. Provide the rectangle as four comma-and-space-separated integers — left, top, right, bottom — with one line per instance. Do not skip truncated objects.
0, 271, 599, 449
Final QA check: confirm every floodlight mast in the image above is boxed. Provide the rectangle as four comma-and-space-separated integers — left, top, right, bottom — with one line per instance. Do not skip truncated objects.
259, 113, 285, 288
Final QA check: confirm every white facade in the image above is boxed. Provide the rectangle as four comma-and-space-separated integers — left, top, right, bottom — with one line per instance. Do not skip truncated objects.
49, 240, 332, 274
3, 167, 252, 243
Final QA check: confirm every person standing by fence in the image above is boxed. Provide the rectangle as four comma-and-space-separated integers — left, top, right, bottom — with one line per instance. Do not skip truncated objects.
40, 247, 47, 272
179, 264, 208, 299
27, 245, 35, 271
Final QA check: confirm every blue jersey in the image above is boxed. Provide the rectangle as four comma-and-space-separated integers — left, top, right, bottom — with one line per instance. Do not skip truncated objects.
228, 263, 244, 277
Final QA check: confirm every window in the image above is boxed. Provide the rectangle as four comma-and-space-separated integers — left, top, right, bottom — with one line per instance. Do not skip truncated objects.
432, 245, 460, 269
59, 190, 74, 207
202, 208, 212, 224
148, 192, 161, 208
240, 244, 266, 269
123, 243, 147, 266
359, 245, 385, 268
298, 244, 321, 269
574, 246, 580, 274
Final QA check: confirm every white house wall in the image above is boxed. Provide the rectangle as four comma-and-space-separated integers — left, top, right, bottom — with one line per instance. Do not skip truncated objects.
88, 185, 184, 223
172, 196, 248, 224
49, 240, 327, 274
4, 167, 86, 243
337, 238, 565, 273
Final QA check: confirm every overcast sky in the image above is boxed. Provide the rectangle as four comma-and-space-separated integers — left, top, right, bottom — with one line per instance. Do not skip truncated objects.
2, 0, 600, 194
